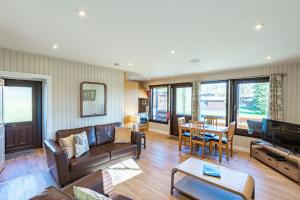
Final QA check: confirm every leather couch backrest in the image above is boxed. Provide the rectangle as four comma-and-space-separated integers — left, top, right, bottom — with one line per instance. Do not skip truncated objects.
95, 122, 121, 145
56, 126, 96, 147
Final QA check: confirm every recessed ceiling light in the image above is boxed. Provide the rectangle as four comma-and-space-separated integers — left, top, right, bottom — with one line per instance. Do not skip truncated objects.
170, 50, 175, 55
190, 58, 200, 63
267, 56, 272, 60
147, 77, 151, 81
52, 44, 58, 50
128, 62, 133, 67
255, 23, 264, 30
78, 10, 86, 17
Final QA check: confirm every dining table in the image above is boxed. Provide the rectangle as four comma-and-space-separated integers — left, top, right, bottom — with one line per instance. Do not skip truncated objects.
179, 123, 229, 162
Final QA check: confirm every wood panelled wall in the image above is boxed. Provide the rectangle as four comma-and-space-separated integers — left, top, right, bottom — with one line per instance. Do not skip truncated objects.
0, 48, 124, 139
144, 63, 300, 150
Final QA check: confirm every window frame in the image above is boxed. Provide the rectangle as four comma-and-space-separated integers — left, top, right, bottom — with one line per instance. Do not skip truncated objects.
149, 84, 170, 124
200, 80, 229, 127
231, 77, 270, 137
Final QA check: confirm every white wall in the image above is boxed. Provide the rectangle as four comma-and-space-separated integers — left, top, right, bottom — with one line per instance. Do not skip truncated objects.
0, 47, 124, 139
144, 63, 300, 150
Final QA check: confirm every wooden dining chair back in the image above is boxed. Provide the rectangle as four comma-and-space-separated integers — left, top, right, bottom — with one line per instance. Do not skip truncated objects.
189, 120, 210, 158
227, 121, 236, 143
204, 116, 218, 127
178, 117, 185, 126
177, 117, 190, 150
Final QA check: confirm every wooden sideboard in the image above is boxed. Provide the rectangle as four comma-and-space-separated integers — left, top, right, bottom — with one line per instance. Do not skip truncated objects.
250, 141, 300, 185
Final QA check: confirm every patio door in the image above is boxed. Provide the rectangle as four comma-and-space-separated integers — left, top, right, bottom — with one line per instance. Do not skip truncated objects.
170, 83, 192, 136
231, 78, 269, 136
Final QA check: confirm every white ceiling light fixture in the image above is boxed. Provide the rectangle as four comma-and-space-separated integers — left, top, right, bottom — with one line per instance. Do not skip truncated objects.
267, 56, 272, 60
147, 77, 151, 81
190, 58, 200, 63
170, 50, 176, 55
78, 10, 86, 17
255, 23, 264, 30
128, 62, 133, 67
52, 44, 58, 50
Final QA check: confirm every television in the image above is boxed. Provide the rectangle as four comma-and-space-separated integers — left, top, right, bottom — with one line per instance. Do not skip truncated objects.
261, 119, 300, 154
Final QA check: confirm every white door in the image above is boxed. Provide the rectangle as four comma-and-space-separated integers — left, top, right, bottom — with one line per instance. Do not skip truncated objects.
0, 79, 4, 172
0, 125, 4, 172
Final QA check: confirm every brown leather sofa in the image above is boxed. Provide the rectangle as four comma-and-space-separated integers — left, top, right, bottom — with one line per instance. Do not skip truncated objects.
44, 122, 142, 187
31, 169, 132, 200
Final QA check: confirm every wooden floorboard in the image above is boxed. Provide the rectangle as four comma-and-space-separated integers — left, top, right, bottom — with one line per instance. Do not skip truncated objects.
0, 131, 299, 200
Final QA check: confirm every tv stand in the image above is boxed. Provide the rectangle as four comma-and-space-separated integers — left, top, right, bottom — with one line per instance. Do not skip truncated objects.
250, 141, 300, 185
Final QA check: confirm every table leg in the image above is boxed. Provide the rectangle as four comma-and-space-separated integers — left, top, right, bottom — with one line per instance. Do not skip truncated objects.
170, 169, 177, 195
219, 134, 222, 162
178, 127, 182, 151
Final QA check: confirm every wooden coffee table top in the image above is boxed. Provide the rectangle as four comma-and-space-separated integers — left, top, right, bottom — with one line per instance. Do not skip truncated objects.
173, 158, 255, 200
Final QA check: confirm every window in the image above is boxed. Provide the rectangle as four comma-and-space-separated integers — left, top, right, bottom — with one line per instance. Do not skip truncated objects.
200, 81, 228, 126
4, 86, 32, 123
233, 78, 269, 134
150, 86, 169, 123
176, 87, 192, 115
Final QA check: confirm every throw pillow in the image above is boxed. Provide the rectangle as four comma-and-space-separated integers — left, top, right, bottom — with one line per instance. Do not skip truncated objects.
59, 134, 75, 159
73, 186, 112, 200
114, 127, 131, 143
74, 131, 90, 158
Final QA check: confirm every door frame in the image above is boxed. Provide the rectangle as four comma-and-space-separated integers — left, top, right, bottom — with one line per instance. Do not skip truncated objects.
0, 71, 53, 141
4, 79, 43, 152
170, 82, 192, 136
230, 77, 269, 137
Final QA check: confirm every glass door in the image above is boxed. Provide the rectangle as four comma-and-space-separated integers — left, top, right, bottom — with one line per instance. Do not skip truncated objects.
170, 83, 192, 136
232, 78, 269, 136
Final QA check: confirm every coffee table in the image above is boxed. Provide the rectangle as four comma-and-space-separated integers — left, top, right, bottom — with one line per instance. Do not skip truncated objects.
171, 158, 255, 200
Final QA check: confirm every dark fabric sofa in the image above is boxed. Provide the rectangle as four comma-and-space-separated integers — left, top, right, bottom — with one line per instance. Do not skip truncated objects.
44, 122, 142, 187
31, 170, 132, 200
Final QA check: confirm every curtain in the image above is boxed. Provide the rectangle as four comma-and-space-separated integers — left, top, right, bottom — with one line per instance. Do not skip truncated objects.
192, 81, 201, 121
269, 74, 284, 120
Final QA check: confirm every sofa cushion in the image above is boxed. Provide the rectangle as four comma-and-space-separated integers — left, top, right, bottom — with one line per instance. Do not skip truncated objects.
95, 123, 121, 145
56, 126, 96, 147
70, 147, 110, 171
74, 131, 90, 158
99, 143, 137, 160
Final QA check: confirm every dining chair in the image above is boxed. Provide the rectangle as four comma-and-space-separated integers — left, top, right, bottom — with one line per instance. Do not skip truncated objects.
209, 121, 236, 161
204, 116, 218, 127
189, 120, 211, 158
178, 117, 190, 148
204, 116, 218, 138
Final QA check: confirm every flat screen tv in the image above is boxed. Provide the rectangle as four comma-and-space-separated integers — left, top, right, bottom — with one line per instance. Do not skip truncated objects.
261, 118, 300, 154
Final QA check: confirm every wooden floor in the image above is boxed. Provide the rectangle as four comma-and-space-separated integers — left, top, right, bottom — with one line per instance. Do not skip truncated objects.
0, 131, 299, 200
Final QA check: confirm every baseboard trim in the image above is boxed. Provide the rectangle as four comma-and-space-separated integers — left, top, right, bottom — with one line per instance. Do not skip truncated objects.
148, 128, 169, 135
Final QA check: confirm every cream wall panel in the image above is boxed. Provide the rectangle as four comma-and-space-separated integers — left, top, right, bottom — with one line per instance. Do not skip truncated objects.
0, 47, 124, 140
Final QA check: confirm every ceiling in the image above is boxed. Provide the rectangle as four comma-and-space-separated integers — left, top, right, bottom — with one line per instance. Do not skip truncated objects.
1, 0, 300, 81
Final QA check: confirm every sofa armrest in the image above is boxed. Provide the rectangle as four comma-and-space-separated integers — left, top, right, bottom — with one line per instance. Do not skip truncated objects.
62, 170, 115, 198
44, 140, 70, 187
131, 131, 143, 159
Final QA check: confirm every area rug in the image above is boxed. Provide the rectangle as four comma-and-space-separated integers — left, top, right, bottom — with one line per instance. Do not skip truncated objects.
104, 158, 142, 186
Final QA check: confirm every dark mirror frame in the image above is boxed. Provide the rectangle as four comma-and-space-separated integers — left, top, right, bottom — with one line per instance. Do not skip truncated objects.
80, 82, 107, 117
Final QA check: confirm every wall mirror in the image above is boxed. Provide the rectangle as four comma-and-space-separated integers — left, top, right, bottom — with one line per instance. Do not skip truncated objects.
80, 82, 107, 117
